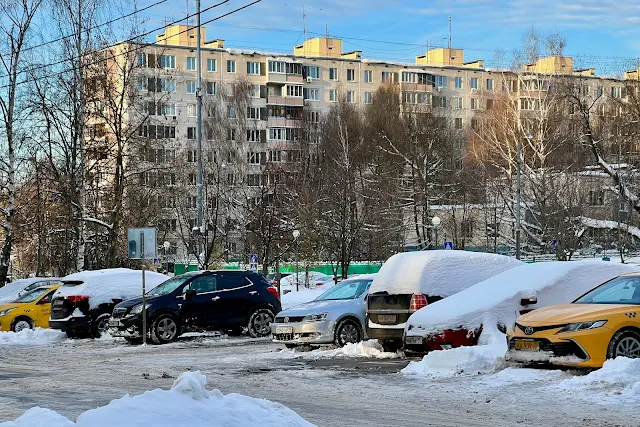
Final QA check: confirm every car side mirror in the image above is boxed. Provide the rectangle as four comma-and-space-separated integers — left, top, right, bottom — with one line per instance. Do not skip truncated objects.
185, 289, 197, 302
520, 297, 537, 306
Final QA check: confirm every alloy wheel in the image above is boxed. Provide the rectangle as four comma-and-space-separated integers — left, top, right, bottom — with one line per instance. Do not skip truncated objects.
97, 318, 110, 335
14, 320, 31, 332
253, 312, 272, 336
615, 336, 640, 358
339, 323, 359, 345
157, 318, 177, 341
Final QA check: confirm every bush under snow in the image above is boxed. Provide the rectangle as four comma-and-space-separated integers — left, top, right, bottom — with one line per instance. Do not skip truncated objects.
0, 328, 67, 345
1, 371, 315, 427
54, 268, 169, 309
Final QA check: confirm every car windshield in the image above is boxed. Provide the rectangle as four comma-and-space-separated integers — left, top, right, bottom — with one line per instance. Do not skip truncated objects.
13, 287, 50, 303
575, 276, 640, 305
315, 280, 372, 301
147, 274, 195, 296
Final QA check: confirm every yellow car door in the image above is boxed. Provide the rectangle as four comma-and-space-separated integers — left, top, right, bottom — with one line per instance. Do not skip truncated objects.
35, 290, 55, 328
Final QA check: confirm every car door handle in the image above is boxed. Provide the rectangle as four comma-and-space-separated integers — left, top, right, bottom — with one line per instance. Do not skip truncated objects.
249, 291, 258, 295
212, 296, 221, 301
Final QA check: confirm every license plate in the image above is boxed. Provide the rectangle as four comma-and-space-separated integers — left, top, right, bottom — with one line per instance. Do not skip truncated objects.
405, 336, 423, 345
514, 340, 540, 351
275, 326, 293, 334
377, 314, 397, 324
108, 319, 121, 328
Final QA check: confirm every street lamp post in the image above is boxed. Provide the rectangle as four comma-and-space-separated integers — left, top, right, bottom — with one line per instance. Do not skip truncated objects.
292, 229, 300, 291
163, 241, 170, 274
431, 216, 441, 249
9, 255, 15, 280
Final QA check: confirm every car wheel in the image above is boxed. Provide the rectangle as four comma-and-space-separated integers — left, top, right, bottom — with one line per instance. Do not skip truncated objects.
335, 319, 362, 347
380, 340, 402, 353
11, 317, 33, 333
150, 314, 180, 344
91, 313, 111, 338
247, 308, 274, 338
65, 330, 76, 339
607, 329, 640, 359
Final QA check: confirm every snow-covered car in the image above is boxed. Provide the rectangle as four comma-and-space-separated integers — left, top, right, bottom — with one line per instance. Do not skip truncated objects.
49, 268, 168, 338
279, 271, 334, 292
366, 251, 523, 351
0, 277, 61, 303
272, 274, 376, 348
403, 260, 637, 356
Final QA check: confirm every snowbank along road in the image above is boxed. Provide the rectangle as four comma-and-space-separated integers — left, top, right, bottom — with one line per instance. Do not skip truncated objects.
0, 332, 638, 427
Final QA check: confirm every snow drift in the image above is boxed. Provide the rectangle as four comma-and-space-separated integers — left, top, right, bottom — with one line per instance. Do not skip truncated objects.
0, 328, 67, 345
1, 371, 315, 427
54, 269, 169, 309
550, 357, 640, 398
405, 260, 637, 337
280, 340, 400, 360
369, 251, 523, 296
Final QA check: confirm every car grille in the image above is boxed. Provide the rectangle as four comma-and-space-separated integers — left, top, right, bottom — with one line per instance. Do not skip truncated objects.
112, 308, 127, 319
509, 339, 587, 359
274, 333, 294, 341
274, 316, 305, 323
515, 323, 567, 334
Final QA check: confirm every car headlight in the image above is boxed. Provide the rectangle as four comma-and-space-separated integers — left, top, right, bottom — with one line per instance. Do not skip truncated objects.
129, 304, 149, 315
557, 320, 607, 334
0, 308, 16, 317
303, 313, 328, 322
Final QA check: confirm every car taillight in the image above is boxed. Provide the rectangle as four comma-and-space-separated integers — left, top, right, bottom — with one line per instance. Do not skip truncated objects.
266, 287, 279, 299
66, 295, 89, 303
410, 294, 428, 312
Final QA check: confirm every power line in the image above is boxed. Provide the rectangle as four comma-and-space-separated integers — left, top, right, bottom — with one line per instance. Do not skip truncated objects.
2, 0, 263, 89
1, 0, 231, 79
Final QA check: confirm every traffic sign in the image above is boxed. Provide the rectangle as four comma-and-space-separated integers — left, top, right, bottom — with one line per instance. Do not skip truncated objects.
443, 241, 453, 250
127, 228, 157, 260
249, 254, 258, 271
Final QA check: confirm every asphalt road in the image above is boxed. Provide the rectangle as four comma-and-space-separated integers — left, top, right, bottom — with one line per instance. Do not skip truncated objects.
0, 336, 636, 427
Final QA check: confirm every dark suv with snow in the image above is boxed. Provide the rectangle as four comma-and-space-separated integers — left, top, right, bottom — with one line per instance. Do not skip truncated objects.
108, 270, 281, 344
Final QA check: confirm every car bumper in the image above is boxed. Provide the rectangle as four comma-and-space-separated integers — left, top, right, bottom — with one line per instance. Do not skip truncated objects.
49, 316, 91, 333
506, 326, 613, 368
108, 316, 143, 338
404, 329, 478, 356
0, 316, 14, 331
366, 320, 404, 342
271, 321, 335, 345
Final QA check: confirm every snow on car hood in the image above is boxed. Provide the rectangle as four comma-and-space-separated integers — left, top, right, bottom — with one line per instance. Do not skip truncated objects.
0, 278, 59, 303
405, 260, 637, 336
369, 250, 522, 296
54, 268, 169, 310
279, 298, 358, 317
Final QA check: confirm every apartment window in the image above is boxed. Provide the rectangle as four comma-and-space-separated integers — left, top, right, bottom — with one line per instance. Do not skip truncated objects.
435, 75, 447, 88
611, 87, 623, 98
454, 118, 463, 130
137, 76, 147, 92
160, 55, 175, 69
486, 98, 494, 110
597, 86, 603, 97
186, 57, 196, 71
347, 69, 355, 81
247, 106, 261, 120
188, 173, 196, 186
403, 92, 416, 104
329, 90, 336, 102
136, 53, 146, 67
305, 66, 320, 79
187, 80, 196, 94
229, 128, 236, 141
329, 68, 338, 80
308, 110, 320, 123
589, 189, 604, 206
455, 76, 463, 89
268, 60, 285, 73
470, 77, 478, 89
346, 90, 355, 103
417, 92, 432, 105
268, 127, 299, 141
470, 98, 478, 110
269, 150, 282, 162
247, 62, 261, 75
162, 103, 176, 116
247, 152, 261, 165
364, 92, 372, 104
206, 81, 216, 95
520, 98, 535, 110
247, 174, 262, 187
207, 58, 217, 72
364, 70, 372, 83
247, 129, 262, 142
286, 85, 302, 97
187, 104, 196, 117
453, 97, 463, 110
228, 106, 237, 120
382, 71, 396, 83
433, 96, 447, 108
187, 127, 196, 140
303, 88, 319, 101
160, 79, 176, 93
486, 78, 494, 91
227, 60, 236, 73
187, 149, 197, 163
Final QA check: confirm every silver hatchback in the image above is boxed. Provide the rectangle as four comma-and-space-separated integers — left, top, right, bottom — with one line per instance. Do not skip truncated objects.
271, 275, 375, 348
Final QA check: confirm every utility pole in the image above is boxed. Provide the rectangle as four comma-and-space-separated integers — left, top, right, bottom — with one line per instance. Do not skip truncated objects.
448, 16, 452, 66
515, 140, 522, 260
195, 0, 204, 267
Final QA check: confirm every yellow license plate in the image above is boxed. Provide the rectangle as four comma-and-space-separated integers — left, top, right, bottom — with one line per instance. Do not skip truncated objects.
515, 340, 540, 351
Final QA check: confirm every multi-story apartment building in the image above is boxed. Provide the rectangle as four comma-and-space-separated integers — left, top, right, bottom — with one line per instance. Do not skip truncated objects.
91, 24, 636, 264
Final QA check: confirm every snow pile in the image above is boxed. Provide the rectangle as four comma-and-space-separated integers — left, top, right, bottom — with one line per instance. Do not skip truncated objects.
370, 250, 522, 296
0, 328, 67, 345
54, 269, 169, 309
0, 278, 58, 303
1, 371, 315, 427
402, 322, 507, 378
405, 260, 636, 337
280, 340, 400, 360
549, 357, 640, 398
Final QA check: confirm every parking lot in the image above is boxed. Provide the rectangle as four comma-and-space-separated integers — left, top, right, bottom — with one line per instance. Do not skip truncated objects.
0, 335, 637, 427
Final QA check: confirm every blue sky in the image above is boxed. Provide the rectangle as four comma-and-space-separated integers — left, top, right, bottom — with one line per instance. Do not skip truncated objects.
134, 0, 640, 76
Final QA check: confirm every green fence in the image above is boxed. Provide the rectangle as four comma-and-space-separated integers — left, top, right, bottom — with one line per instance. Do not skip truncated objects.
173, 262, 383, 276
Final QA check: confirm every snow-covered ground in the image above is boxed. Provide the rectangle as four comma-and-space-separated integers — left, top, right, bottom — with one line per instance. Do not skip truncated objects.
0, 328, 67, 345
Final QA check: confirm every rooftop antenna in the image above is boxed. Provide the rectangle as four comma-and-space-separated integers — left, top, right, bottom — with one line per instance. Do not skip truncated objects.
302, 0, 306, 42
448, 16, 452, 65
186, 0, 190, 25
326, 24, 328, 38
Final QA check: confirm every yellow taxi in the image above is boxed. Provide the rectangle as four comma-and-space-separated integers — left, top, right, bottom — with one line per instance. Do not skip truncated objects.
507, 272, 640, 368
0, 284, 61, 332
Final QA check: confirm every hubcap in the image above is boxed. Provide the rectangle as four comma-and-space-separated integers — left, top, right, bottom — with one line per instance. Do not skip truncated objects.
97, 318, 109, 334
157, 318, 177, 341
14, 320, 31, 332
339, 324, 359, 345
253, 312, 272, 336
615, 336, 640, 358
